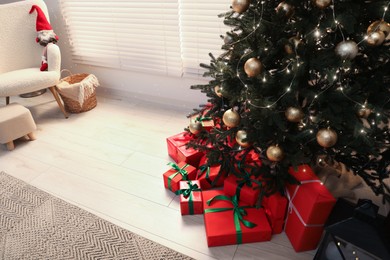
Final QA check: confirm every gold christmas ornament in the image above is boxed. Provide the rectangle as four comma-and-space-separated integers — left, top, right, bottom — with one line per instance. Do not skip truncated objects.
236, 130, 251, 148
335, 40, 358, 60
276, 2, 295, 18
232, 0, 250, 14
214, 85, 224, 97
366, 31, 386, 46
284, 44, 294, 55
266, 145, 284, 162
313, 0, 332, 9
189, 118, 203, 135
367, 20, 390, 36
285, 36, 302, 54
316, 128, 338, 148
244, 57, 263, 78
285, 107, 304, 123
357, 107, 372, 119
223, 109, 241, 128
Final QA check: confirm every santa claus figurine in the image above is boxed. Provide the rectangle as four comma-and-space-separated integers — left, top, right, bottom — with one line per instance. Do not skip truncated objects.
29, 5, 59, 71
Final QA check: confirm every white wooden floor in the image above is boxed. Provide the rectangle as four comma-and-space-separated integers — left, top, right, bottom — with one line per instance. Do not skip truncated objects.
0, 91, 316, 260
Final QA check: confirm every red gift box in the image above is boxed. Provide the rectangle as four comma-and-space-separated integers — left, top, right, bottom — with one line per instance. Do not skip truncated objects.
224, 174, 262, 206
163, 162, 197, 193
203, 190, 272, 247
235, 150, 261, 163
285, 165, 336, 252
190, 114, 214, 131
176, 180, 203, 215
166, 132, 203, 167
197, 155, 226, 190
234, 150, 262, 178
262, 192, 288, 234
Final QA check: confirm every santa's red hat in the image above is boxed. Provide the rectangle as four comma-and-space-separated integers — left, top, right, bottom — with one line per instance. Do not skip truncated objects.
29, 5, 53, 31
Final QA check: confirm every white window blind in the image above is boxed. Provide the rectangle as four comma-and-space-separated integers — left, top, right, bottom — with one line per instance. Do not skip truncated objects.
179, 0, 228, 77
60, 0, 228, 77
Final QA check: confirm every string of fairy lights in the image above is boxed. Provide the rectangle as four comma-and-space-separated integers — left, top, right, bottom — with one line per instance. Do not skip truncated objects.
241, 1, 388, 114
190, 0, 389, 159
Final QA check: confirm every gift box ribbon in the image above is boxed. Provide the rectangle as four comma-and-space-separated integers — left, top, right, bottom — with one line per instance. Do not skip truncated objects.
205, 195, 256, 244
175, 181, 201, 214
167, 162, 189, 190
195, 116, 212, 122
285, 180, 325, 228
195, 116, 213, 126
172, 133, 192, 147
235, 168, 262, 201
198, 161, 223, 187
198, 164, 213, 186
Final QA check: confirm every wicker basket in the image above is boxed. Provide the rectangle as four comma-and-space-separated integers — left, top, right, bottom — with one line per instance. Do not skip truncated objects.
57, 73, 99, 113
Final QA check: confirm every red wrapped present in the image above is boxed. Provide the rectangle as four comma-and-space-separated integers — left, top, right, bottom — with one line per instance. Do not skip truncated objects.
226, 135, 236, 148
163, 162, 197, 193
285, 165, 336, 252
197, 155, 226, 190
166, 132, 191, 162
262, 192, 288, 234
234, 150, 262, 172
224, 174, 262, 206
166, 132, 203, 167
203, 190, 272, 247
190, 114, 214, 131
175, 180, 203, 215
235, 149, 261, 163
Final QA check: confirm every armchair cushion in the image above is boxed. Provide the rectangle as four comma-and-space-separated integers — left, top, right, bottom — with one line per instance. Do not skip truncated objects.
0, 68, 59, 97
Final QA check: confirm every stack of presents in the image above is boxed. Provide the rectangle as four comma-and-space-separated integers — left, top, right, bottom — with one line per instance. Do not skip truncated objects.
163, 118, 337, 251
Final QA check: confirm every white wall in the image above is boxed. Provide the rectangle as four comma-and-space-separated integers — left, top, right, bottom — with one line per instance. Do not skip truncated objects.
45, 0, 207, 109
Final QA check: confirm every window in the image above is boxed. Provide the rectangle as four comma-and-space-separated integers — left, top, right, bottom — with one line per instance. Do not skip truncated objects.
60, 0, 228, 77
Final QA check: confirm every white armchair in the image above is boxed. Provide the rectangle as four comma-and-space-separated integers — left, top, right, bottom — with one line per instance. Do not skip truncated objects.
0, 0, 68, 118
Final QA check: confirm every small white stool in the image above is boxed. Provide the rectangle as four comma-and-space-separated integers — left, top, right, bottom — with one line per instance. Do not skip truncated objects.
0, 103, 36, 151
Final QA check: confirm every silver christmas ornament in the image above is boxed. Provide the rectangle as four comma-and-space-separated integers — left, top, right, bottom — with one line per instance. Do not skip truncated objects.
335, 40, 358, 60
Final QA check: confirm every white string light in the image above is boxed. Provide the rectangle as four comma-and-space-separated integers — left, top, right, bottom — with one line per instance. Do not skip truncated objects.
227, 1, 265, 47
306, 0, 389, 126
248, 72, 298, 109
227, 0, 389, 137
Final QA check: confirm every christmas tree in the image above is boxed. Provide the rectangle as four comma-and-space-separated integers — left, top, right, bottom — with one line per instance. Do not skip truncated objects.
186, 0, 390, 205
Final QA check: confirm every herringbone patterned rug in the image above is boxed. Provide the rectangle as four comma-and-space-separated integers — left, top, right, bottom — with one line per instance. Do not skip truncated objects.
0, 171, 193, 260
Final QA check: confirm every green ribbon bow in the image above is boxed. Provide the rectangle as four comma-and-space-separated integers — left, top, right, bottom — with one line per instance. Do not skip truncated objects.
196, 116, 213, 123
198, 164, 212, 185
198, 160, 223, 187
204, 194, 257, 244
175, 181, 201, 214
167, 162, 189, 190
235, 162, 262, 201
